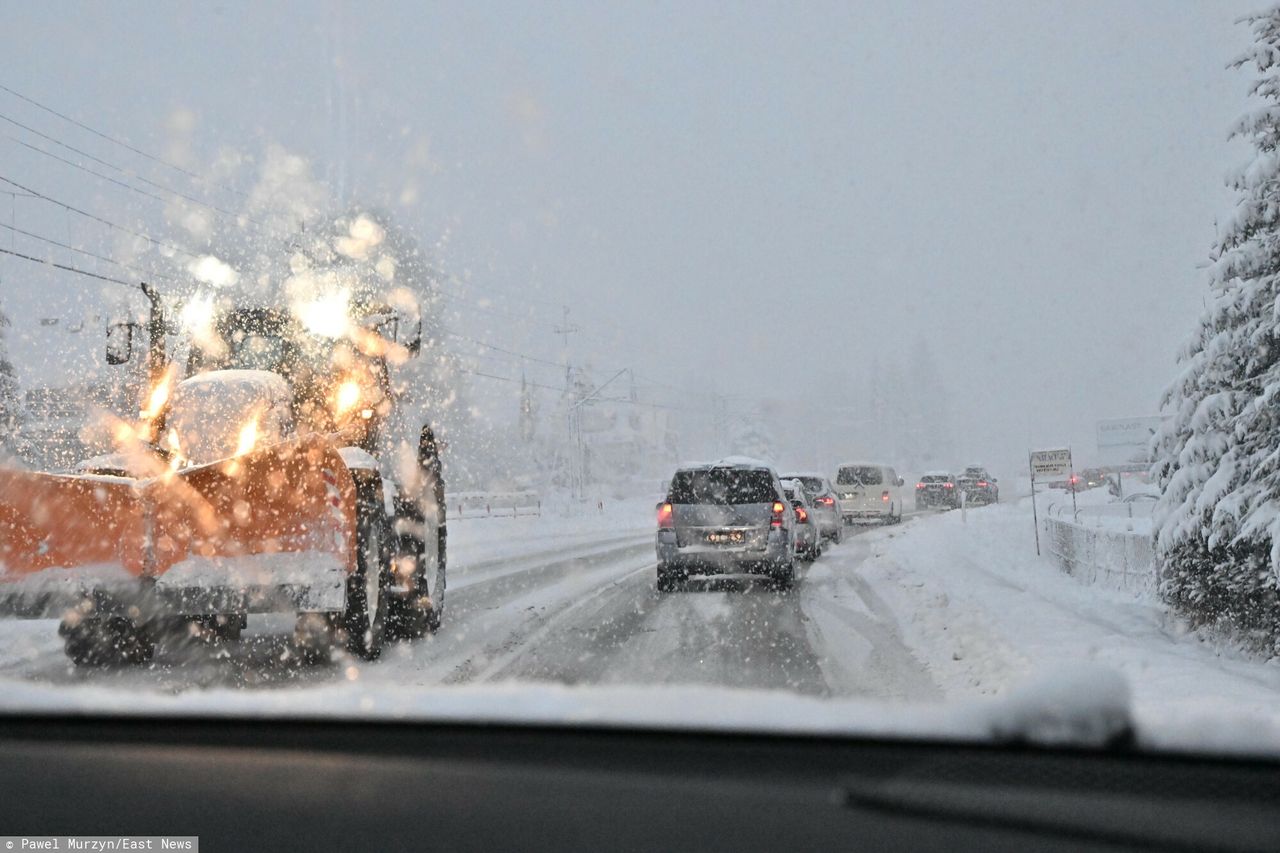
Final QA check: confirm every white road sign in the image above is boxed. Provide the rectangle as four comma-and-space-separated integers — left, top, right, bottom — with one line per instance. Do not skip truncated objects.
1029, 448, 1072, 480
1096, 416, 1163, 465
1097, 416, 1163, 448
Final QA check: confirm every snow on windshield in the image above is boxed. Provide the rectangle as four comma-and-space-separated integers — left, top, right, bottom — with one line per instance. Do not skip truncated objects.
4, 1, 1280, 762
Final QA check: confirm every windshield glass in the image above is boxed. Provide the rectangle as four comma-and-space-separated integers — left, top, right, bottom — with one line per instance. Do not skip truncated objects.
791, 476, 826, 493
837, 466, 883, 486
3, 0, 1280, 772
669, 469, 775, 505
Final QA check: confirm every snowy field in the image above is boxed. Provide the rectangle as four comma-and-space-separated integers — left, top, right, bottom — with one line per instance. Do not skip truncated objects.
2, 493, 1280, 755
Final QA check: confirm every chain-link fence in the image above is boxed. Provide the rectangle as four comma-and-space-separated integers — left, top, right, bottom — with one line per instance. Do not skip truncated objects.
1043, 515, 1157, 597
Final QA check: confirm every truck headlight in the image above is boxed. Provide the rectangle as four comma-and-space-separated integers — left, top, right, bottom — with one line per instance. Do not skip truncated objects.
336, 380, 362, 415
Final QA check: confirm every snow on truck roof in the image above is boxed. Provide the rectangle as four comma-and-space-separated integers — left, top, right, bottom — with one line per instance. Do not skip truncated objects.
176, 369, 291, 395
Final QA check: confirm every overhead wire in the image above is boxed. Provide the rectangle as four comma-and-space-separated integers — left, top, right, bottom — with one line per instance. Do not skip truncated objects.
0, 173, 199, 260
0, 119, 259, 227
0, 81, 247, 198
0, 244, 132, 287
0, 88, 727, 415
0, 221, 179, 282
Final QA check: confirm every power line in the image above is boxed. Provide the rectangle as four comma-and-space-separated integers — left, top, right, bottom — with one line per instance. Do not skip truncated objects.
0, 81, 246, 198
0, 222, 179, 283
446, 330, 570, 371
0, 117, 255, 226
6, 134, 172, 206
0, 239, 711, 412
0, 173, 198, 260
0, 244, 132, 288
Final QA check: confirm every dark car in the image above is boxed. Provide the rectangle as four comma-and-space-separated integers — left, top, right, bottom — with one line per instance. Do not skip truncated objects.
915, 471, 960, 510
956, 466, 999, 505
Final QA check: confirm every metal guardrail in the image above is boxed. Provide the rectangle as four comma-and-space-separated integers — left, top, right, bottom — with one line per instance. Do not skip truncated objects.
1042, 515, 1157, 597
452, 491, 542, 519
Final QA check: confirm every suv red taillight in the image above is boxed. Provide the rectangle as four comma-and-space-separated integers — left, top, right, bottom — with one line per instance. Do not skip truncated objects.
795, 506, 809, 523
916, 482, 926, 489
977, 480, 988, 487
771, 500, 786, 527
816, 496, 835, 507
881, 491, 891, 502
657, 502, 674, 528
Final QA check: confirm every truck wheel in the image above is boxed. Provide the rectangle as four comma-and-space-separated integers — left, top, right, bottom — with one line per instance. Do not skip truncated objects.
342, 482, 390, 661
387, 516, 446, 640
61, 614, 154, 667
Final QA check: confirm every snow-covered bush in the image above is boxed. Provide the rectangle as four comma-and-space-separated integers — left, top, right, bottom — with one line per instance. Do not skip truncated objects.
1155, 7, 1280, 649
0, 301, 18, 446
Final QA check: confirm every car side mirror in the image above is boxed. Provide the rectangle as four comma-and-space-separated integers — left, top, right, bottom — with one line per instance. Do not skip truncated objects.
896, 477, 905, 487
105, 323, 135, 365
991, 477, 998, 483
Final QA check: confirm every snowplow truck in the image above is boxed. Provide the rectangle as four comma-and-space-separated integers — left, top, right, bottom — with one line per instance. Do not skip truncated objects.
0, 288, 445, 665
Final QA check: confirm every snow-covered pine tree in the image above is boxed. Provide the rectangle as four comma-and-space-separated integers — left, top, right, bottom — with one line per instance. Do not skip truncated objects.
1155, 7, 1280, 647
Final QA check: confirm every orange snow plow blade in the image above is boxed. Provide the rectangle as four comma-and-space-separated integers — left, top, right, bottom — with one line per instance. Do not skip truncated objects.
0, 434, 356, 618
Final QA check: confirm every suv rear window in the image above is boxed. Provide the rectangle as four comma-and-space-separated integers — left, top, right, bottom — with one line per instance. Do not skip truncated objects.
921, 475, 951, 483
669, 468, 776, 505
793, 476, 825, 493
837, 466, 883, 485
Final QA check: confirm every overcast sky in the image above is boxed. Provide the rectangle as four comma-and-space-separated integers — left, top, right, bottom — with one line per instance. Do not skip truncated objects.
0, 0, 1260, 471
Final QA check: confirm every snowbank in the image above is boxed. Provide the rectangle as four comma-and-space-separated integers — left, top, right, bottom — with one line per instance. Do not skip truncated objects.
832, 497, 1280, 754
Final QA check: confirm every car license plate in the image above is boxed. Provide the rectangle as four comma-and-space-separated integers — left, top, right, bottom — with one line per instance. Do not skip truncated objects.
707, 531, 745, 545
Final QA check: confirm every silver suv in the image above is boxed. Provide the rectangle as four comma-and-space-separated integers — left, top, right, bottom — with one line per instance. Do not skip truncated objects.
656, 460, 797, 592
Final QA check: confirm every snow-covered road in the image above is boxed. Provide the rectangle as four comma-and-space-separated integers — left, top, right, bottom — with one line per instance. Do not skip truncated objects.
5, 496, 1280, 756
0, 510, 939, 701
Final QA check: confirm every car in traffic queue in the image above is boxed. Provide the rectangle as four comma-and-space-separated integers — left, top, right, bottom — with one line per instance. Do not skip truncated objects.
655, 459, 799, 592
915, 471, 960, 510
782, 479, 822, 561
779, 472, 842, 544
956, 465, 999, 505
835, 462, 906, 525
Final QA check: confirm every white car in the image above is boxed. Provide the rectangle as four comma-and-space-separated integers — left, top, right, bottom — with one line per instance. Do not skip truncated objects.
835, 462, 906, 525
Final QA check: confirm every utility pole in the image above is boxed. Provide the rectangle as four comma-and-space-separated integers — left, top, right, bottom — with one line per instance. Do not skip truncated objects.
569, 367, 628, 501
553, 305, 579, 384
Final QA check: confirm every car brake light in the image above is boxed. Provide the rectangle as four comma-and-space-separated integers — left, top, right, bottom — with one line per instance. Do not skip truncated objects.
795, 506, 808, 523
977, 481, 988, 487
916, 482, 925, 489
881, 490, 890, 502
944, 483, 954, 489
657, 502, 674, 528
817, 496, 834, 506
771, 500, 786, 527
